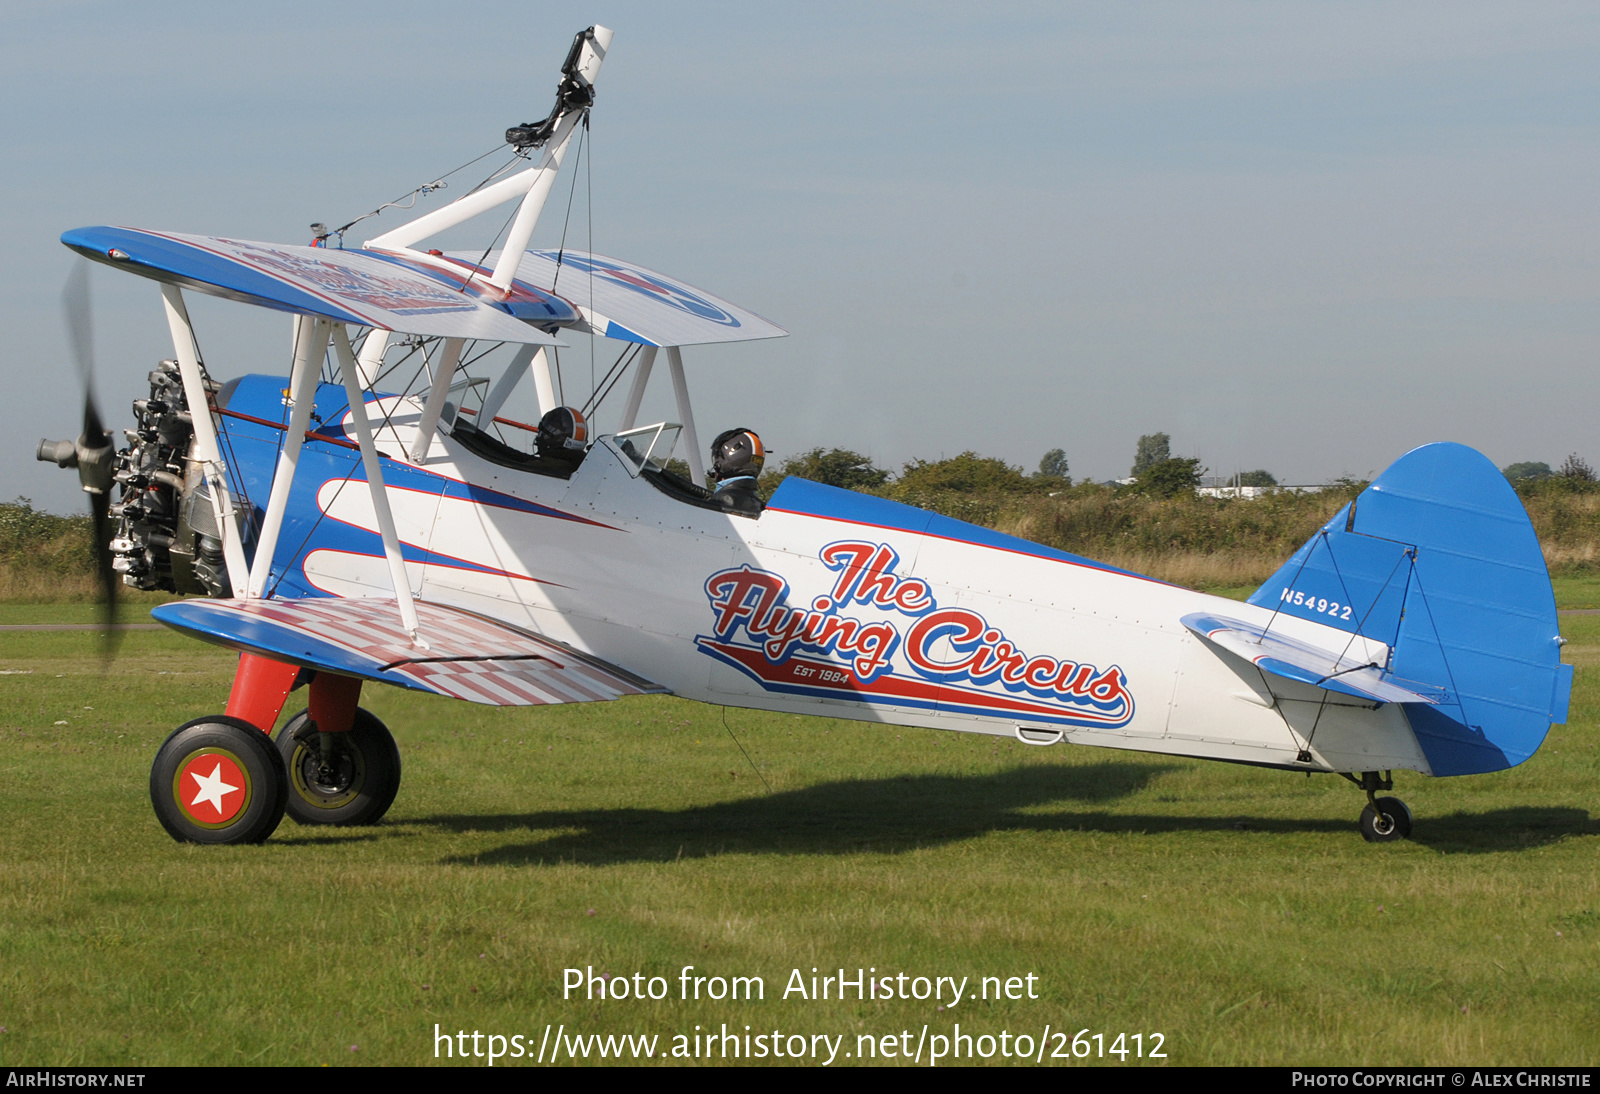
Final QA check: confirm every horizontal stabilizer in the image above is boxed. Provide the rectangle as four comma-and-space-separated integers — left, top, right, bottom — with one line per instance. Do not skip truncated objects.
153, 597, 664, 706
456, 248, 787, 346
62, 227, 562, 344
1181, 612, 1445, 706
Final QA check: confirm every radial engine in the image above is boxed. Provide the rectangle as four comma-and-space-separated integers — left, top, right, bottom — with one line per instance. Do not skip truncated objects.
38, 359, 235, 597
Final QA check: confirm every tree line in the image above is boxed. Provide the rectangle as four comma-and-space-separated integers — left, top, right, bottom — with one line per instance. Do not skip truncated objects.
752, 431, 1278, 502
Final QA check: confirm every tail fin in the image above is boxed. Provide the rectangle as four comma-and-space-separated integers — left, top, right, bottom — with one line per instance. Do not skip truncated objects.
1248, 443, 1570, 776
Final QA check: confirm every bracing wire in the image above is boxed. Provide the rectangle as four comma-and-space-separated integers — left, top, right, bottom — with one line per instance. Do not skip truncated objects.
265, 342, 433, 600
460, 341, 506, 371
581, 343, 640, 419
461, 150, 534, 197
546, 123, 590, 414
458, 202, 527, 296
549, 123, 587, 294
328, 144, 515, 245
586, 114, 596, 408
722, 708, 772, 794
372, 337, 424, 389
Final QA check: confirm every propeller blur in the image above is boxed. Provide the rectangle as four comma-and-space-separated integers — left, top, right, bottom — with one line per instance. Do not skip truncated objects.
38, 259, 119, 639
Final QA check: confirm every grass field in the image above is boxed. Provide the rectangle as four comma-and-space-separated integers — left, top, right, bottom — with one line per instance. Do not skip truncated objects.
0, 600, 1596, 1067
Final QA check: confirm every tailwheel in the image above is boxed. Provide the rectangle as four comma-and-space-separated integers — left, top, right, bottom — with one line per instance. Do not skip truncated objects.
1348, 770, 1412, 843
1360, 797, 1413, 843
276, 708, 401, 826
150, 716, 288, 844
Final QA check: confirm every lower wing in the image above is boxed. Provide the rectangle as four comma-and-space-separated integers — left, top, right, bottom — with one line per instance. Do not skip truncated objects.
153, 597, 665, 706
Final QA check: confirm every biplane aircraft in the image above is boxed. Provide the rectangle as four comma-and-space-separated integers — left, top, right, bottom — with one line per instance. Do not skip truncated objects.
38, 27, 1572, 846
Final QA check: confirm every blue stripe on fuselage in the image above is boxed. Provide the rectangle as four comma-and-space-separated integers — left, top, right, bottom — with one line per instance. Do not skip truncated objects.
217, 374, 605, 597
766, 477, 1153, 581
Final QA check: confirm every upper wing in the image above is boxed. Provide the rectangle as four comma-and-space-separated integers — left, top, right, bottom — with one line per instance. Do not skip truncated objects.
448, 247, 788, 346
63, 227, 563, 344
1181, 611, 1446, 706
152, 597, 664, 706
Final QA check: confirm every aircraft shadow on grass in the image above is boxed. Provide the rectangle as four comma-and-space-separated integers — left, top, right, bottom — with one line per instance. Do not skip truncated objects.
1405, 806, 1598, 854
381, 759, 1593, 865
417, 761, 1175, 865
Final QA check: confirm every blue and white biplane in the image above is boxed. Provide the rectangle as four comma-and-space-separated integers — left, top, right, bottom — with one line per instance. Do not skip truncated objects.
40, 27, 1572, 845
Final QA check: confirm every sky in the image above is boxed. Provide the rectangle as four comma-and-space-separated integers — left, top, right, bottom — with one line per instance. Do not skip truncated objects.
4, 1, 1599, 511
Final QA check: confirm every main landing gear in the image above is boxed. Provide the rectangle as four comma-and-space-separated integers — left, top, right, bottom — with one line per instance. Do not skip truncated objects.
276, 707, 401, 827
1342, 771, 1413, 843
150, 654, 400, 844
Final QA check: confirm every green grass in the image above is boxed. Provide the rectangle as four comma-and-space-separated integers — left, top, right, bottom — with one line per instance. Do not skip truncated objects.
0, 597, 173, 626
1552, 575, 1600, 611
1194, 583, 1257, 602
0, 623, 1596, 1067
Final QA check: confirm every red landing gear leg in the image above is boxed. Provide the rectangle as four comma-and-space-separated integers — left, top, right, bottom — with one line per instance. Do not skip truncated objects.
277, 672, 402, 827
308, 671, 363, 734
225, 653, 303, 733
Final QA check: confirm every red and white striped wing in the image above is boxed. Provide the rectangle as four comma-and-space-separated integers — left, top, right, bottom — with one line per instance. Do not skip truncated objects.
153, 597, 664, 707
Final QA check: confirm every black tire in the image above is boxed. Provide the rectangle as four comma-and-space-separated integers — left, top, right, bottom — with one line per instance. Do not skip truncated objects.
150, 716, 288, 844
275, 707, 401, 826
1360, 797, 1413, 843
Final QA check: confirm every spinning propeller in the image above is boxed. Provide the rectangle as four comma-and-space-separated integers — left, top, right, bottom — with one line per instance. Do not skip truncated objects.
36, 260, 120, 642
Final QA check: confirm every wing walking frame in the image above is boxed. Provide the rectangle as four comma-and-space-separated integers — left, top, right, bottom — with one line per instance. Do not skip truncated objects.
72, 23, 790, 656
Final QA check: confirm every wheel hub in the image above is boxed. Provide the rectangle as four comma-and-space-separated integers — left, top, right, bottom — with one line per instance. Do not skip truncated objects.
172, 748, 252, 827
291, 736, 365, 808
151, 717, 286, 845
275, 708, 402, 828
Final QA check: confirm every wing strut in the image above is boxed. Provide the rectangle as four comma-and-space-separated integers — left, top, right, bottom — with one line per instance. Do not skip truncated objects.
355, 329, 389, 388
479, 344, 537, 423
617, 345, 657, 431
530, 347, 559, 416
246, 317, 331, 597
159, 285, 250, 598
667, 346, 705, 484
410, 337, 464, 463
331, 325, 424, 644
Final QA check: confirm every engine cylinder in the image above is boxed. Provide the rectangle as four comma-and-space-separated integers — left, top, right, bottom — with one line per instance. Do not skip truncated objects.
110, 359, 234, 597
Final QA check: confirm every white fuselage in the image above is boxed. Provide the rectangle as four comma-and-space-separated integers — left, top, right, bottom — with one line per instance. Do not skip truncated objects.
301, 398, 1431, 777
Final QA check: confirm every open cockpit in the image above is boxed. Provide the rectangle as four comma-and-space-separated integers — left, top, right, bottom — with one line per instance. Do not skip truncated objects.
606, 422, 763, 518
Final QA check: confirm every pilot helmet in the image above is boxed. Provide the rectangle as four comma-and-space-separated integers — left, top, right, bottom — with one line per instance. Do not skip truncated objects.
711, 427, 765, 483
536, 406, 589, 459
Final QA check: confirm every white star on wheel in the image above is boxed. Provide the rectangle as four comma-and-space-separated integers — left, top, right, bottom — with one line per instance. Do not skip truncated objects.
190, 762, 240, 815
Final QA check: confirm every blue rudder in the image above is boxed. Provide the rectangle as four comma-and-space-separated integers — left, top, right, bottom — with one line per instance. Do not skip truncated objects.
1247, 443, 1570, 776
